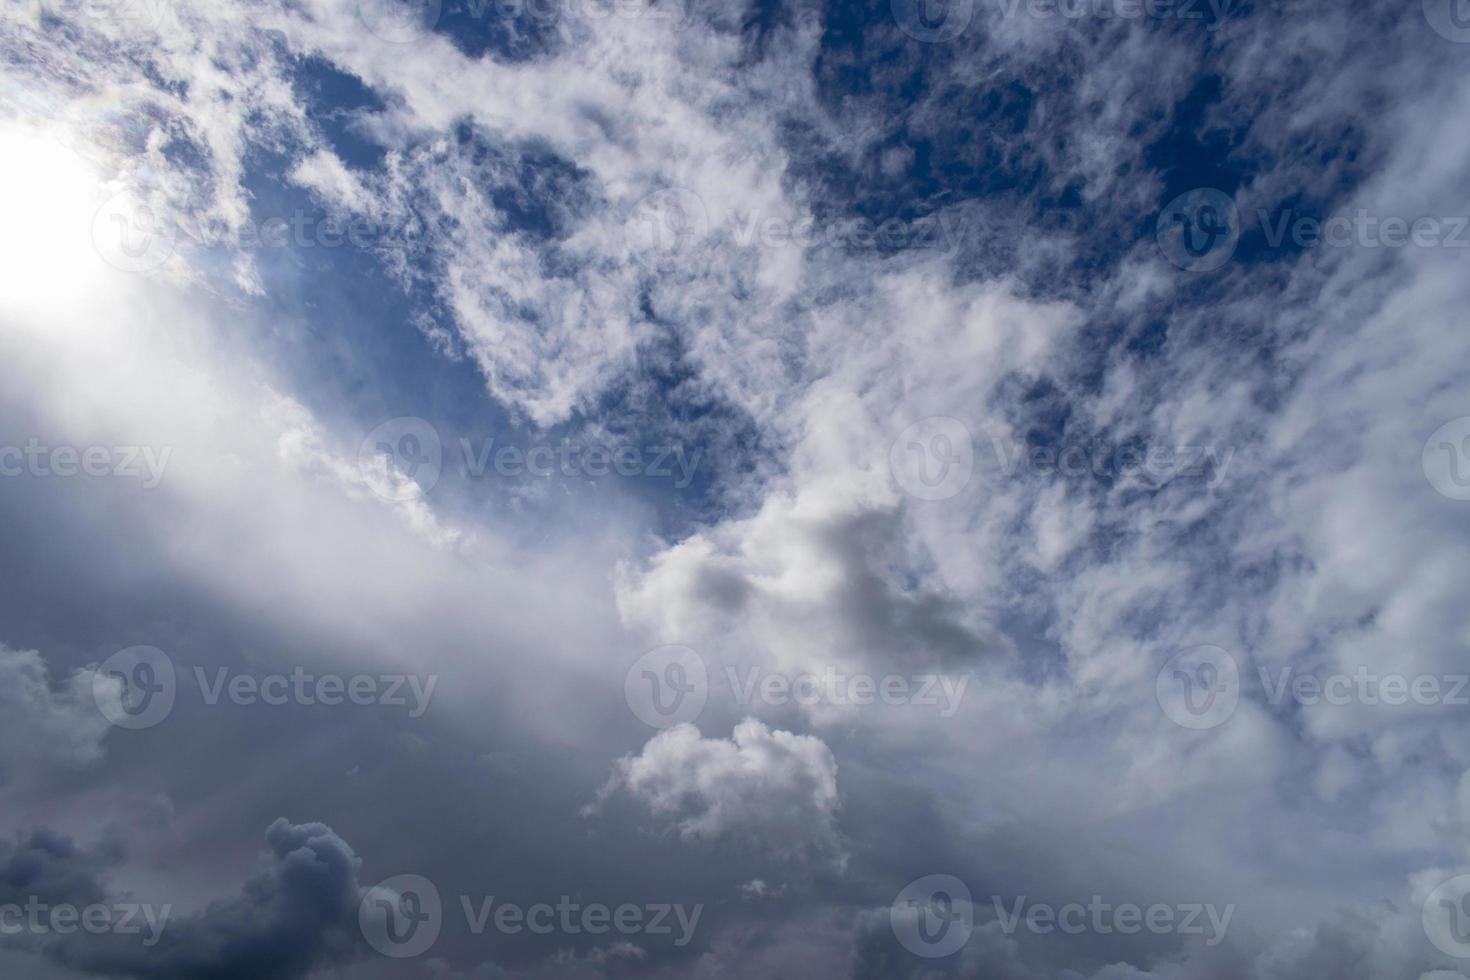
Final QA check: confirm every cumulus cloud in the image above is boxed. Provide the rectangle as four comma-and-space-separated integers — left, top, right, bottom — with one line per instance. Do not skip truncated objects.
5, 0, 1470, 975
0, 830, 121, 910
594, 720, 845, 870
0, 646, 111, 792
43, 819, 364, 980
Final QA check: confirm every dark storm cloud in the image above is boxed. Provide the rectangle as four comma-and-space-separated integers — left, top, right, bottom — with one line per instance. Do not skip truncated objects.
38, 820, 364, 980
0, 831, 122, 910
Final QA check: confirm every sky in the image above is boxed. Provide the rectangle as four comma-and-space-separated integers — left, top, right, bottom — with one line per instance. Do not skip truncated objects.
2, 0, 1470, 976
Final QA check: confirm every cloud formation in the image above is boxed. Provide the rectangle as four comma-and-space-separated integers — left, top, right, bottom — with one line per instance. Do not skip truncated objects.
595, 720, 845, 870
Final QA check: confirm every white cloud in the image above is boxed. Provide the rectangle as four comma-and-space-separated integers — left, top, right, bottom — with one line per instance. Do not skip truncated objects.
596, 719, 845, 869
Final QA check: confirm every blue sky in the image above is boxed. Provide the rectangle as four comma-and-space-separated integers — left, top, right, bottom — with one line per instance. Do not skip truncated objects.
3, 0, 1470, 977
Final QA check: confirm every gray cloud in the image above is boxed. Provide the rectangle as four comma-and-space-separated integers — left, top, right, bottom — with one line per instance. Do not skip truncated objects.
34, 820, 363, 980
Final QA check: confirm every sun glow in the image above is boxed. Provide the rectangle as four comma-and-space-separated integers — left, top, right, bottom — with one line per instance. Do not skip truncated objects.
0, 127, 116, 314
